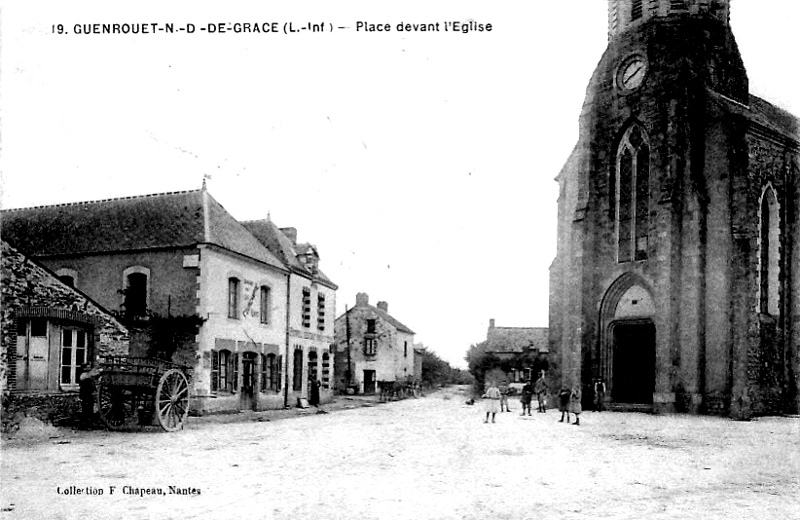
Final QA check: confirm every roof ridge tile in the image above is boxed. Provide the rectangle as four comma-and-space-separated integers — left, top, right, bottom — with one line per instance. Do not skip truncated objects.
2, 189, 202, 213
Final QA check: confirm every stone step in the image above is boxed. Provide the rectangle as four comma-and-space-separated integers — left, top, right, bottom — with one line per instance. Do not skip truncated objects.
606, 403, 654, 413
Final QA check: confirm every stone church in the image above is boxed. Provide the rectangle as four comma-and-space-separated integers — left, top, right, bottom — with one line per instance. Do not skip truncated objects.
548, 0, 798, 417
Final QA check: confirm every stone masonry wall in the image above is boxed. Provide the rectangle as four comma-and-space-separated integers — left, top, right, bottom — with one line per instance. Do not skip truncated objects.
1, 241, 129, 421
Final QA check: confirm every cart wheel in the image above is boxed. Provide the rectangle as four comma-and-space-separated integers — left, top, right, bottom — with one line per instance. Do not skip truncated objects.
156, 369, 190, 432
96, 376, 135, 430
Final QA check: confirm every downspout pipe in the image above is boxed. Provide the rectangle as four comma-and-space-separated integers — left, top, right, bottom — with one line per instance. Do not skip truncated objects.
284, 272, 291, 408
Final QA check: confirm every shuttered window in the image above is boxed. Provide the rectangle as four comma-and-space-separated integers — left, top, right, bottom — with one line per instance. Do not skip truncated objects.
631, 0, 643, 20
211, 350, 220, 392
228, 278, 240, 319
302, 288, 312, 328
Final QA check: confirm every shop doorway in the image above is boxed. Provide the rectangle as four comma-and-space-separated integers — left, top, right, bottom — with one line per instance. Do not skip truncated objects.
240, 352, 257, 411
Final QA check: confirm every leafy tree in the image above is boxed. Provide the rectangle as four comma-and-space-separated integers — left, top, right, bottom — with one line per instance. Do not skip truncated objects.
145, 314, 206, 367
465, 341, 503, 396
418, 347, 473, 388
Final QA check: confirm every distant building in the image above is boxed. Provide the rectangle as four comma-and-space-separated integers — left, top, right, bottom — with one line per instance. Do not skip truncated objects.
485, 319, 548, 383
333, 293, 415, 394
413, 345, 424, 383
1, 240, 129, 423
2, 188, 336, 414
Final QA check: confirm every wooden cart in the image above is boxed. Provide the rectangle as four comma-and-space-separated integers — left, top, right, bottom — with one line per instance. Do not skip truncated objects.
95, 356, 191, 432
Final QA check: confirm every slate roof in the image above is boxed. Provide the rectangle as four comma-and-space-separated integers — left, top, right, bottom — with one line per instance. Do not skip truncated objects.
709, 91, 800, 144
372, 305, 415, 335
1, 239, 128, 334
337, 303, 415, 335
241, 219, 337, 289
1, 190, 286, 271
487, 326, 548, 354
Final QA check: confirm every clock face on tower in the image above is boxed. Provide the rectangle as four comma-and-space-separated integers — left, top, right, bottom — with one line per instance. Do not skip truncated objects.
617, 55, 648, 91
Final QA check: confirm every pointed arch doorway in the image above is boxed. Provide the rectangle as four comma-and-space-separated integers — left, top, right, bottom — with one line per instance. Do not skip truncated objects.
598, 273, 657, 407
609, 320, 655, 404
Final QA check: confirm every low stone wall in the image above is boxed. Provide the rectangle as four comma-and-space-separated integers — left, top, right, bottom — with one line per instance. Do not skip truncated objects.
2, 392, 82, 431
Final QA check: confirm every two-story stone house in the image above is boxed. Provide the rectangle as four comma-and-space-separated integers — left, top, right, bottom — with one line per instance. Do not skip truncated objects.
333, 293, 415, 394
242, 219, 338, 405
2, 188, 335, 414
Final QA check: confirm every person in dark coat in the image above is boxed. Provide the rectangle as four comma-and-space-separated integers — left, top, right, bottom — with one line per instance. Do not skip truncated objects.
520, 380, 533, 416
309, 376, 321, 407
593, 379, 606, 412
78, 362, 101, 429
558, 386, 571, 423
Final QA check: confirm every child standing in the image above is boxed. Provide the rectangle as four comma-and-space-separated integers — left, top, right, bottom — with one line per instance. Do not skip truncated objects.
520, 380, 533, 416
570, 386, 582, 426
558, 386, 571, 423
483, 382, 501, 423
534, 373, 548, 413
499, 383, 512, 412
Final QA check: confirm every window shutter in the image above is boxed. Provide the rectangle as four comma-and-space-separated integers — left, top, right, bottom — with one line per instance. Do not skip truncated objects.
277, 355, 283, 393
232, 353, 239, 393
260, 354, 267, 392
211, 350, 219, 392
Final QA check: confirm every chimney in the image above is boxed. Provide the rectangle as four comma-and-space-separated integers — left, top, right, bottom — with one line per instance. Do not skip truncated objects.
489, 318, 495, 329
377, 301, 388, 313
280, 227, 297, 245
355, 292, 369, 306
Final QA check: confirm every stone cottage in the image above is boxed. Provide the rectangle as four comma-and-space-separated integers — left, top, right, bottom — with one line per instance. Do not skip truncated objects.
485, 319, 549, 384
333, 293, 415, 394
1, 240, 129, 424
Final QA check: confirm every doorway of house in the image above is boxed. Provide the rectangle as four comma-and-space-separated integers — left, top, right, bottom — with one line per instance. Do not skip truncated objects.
363, 370, 376, 394
241, 352, 257, 411
611, 321, 655, 405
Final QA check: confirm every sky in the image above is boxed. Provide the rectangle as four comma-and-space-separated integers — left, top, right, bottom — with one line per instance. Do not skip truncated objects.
2, 1, 798, 369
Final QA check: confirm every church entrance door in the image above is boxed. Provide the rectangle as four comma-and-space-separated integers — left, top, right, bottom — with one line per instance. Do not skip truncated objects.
611, 321, 655, 405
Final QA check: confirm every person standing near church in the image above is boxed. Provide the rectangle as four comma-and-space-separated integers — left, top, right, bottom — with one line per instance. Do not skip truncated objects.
499, 382, 512, 412
558, 386, 571, 423
520, 380, 533, 416
483, 382, 501, 423
570, 385, 582, 426
593, 378, 606, 412
534, 372, 548, 413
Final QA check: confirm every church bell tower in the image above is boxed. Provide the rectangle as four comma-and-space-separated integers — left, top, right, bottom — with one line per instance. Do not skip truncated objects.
547, 0, 800, 418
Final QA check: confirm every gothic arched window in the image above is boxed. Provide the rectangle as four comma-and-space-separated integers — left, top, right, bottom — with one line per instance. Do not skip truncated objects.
615, 124, 650, 262
759, 186, 780, 316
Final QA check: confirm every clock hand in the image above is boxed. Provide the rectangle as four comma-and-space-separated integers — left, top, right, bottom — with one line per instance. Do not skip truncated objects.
625, 65, 643, 83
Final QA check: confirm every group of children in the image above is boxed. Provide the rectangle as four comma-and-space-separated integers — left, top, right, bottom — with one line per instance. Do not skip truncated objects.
481, 374, 586, 425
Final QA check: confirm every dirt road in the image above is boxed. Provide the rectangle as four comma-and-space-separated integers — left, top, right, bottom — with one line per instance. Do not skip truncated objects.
2, 387, 798, 519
